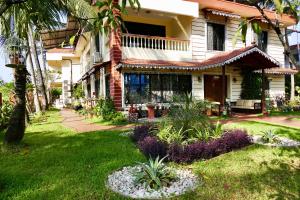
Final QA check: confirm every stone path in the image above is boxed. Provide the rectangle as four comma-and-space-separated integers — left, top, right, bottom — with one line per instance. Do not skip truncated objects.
60, 109, 134, 133
222, 114, 300, 129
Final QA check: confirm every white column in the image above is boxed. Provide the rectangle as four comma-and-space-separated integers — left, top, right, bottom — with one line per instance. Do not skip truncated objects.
90, 74, 96, 98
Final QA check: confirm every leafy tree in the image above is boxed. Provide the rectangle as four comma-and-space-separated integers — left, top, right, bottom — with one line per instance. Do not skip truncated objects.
236, 0, 300, 99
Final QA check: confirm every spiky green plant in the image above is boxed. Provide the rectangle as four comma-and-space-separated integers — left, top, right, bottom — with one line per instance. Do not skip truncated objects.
261, 130, 279, 144
134, 156, 177, 190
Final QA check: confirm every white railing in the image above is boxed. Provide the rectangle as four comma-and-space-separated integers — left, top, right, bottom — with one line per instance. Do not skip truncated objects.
121, 34, 190, 52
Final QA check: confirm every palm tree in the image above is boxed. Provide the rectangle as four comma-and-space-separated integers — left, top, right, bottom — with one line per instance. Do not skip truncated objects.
1, 0, 140, 144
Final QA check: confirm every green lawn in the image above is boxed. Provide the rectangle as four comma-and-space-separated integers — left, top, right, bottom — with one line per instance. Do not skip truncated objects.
0, 111, 299, 200
0, 111, 145, 200
224, 121, 300, 141
85, 116, 132, 126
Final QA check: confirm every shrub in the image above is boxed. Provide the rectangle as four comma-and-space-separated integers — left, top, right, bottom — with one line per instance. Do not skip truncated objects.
111, 112, 127, 124
138, 136, 167, 158
0, 101, 13, 130
131, 125, 152, 142
167, 129, 252, 163
220, 130, 252, 150
135, 156, 176, 190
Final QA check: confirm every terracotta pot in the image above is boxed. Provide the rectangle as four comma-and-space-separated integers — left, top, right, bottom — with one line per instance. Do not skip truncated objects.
146, 105, 155, 119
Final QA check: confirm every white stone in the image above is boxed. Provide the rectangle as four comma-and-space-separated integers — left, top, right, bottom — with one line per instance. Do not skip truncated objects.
106, 165, 199, 199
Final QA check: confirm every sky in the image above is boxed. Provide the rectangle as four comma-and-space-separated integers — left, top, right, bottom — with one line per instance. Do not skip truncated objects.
0, 49, 13, 83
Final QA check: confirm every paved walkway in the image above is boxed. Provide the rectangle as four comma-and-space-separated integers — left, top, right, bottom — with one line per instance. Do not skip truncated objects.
222, 115, 300, 129
60, 109, 134, 133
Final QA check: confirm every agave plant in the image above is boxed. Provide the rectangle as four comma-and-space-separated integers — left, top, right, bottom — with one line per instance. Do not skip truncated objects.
261, 130, 279, 144
134, 156, 177, 190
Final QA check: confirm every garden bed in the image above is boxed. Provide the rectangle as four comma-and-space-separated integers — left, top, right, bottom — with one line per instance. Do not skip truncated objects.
107, 165, 199, 199
131, 125, 252, 163
252, 135, 300, 147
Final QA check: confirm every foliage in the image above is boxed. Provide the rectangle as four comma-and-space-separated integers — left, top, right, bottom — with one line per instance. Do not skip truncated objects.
161, 94, 210, 141
0, 82, 14, 101
72, 86, 84, 100
134, 156, 176, 190
261, 130, 279, 144
95, 98, 115, 120
137, 136, 167, 159
131, 124, 152, 142
110, 111, 127, 124
92, 97, 127, 124
167, 130, 251, 163
31, 112, 47, 124
240, 70, 263, 99
157, 125, 186, 145
50, 88, 62, 101
0, 101, 13, 130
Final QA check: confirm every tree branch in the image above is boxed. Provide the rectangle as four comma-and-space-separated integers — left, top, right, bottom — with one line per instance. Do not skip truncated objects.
254, 4, 298, 69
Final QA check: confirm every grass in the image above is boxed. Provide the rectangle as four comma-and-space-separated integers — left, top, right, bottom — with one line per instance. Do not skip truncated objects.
268, 111, 300, 117
84, 116, 132, 126
0, 110, 299, 200
0, 110, 145, 200
223, 121, 300, 141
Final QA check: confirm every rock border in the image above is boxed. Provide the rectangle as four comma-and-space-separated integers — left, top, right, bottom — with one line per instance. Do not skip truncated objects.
107, 165, 199, 199
251, 135, 300, 147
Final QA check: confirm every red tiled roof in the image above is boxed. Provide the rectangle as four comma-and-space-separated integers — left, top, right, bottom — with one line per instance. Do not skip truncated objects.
197, 0, 296, 26
263, 68, 299, 75
118, 45, 281, 71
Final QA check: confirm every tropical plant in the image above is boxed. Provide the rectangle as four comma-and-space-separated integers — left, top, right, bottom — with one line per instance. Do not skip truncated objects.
0, 0, 140, 144
134, 156, 176, 190
261, 130, 279, 144
157, 125, 189, 145
165, 93, 210, 138
0, 100, 13, 130
72, 85, 84, 100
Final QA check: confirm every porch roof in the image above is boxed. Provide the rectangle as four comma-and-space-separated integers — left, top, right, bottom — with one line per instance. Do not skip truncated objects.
117, 45, 281, 71
255, 68, 299, 75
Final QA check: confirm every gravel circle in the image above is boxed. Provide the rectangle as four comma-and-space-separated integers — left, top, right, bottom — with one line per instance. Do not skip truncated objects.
107, 165, 199, 199
251, 135, 300, 147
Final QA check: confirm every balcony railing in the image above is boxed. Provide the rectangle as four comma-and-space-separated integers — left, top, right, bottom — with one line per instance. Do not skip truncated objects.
121, 34, 190, 52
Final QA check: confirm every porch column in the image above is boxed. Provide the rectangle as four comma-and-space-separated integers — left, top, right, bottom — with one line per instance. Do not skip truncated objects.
261, 69, 267, 115
221, 65, 226, 113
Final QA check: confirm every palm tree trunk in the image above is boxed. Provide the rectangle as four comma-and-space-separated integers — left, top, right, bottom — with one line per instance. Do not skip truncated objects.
4, 67, 27, 144
27, 43, 41, 113
28, 25, 49, 110
39, 36, 50, 104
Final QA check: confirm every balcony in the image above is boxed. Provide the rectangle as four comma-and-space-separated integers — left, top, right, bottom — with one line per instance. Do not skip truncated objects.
121, 34, 192, 61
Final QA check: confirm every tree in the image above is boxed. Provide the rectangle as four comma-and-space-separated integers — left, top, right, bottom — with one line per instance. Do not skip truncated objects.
1, 0, 140, 144
237, 0, 300, 99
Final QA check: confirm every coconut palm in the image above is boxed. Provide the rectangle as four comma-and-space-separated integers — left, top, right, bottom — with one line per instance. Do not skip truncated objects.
1, 0, 139, 144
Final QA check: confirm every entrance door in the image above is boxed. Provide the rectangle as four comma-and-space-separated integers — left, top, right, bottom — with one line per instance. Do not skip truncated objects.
204, 75, 227, 103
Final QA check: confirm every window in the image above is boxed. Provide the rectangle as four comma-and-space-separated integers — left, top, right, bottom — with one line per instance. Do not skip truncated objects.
95, 33, 100, 52
207, 22, 225, 51
124, 73, 192, 104
258, 31, 268, 52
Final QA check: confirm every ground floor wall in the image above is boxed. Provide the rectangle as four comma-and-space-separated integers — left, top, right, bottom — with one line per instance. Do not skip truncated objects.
79, 66, 286, 110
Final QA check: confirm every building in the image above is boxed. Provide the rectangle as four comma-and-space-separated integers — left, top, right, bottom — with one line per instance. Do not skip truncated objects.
46, 0, 298, 112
